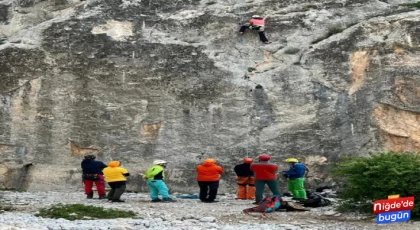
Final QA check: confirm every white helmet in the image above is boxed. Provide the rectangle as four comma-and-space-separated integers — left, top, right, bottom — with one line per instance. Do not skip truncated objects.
153, 160, 167, 165
252, 15, 261, 18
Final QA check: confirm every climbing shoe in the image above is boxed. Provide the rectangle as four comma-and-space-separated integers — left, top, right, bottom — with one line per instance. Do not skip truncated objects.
111, 199, 125, 203
86, 193, 93, 199
151, 198, 162, 202
162, 198, 177, 202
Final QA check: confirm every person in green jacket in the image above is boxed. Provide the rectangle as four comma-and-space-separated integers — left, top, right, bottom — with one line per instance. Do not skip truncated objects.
143, 160, 176, 202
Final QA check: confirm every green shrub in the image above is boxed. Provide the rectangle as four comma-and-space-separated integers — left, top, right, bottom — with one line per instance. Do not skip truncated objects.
401, 2, 420, 8
332, 152, 420, 218
247, 67, 256, 72
36, 204, 136, 220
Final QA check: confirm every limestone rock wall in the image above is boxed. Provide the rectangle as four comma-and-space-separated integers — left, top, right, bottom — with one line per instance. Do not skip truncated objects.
0, 0, 420, 192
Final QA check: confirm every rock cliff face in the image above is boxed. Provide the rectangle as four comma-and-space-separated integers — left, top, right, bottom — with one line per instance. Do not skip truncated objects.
0, 0, 419, 192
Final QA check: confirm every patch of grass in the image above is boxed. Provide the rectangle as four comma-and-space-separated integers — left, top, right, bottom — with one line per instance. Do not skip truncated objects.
283, 47, 300, 55
400, 2, 420, 8
36, 204, 136, 220
247, 67, 256, 72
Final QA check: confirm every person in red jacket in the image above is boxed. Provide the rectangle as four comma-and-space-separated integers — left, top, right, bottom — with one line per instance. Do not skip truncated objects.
250, 154, 281, 203
239, 15, 271, 44
196, 158, 224, 203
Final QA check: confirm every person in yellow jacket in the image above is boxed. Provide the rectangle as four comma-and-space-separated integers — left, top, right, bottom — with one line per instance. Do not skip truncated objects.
103, 161, 130, 202
143, 160, 176, 202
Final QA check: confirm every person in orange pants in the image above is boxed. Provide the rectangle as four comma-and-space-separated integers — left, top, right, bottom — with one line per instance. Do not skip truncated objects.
234, 158, 256, 200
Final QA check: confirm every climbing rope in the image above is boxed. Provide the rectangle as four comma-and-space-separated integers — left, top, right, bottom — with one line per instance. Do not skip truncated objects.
233, 0, 255, 158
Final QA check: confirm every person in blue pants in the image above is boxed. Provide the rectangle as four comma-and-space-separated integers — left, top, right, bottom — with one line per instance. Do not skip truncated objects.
143, 160, 176, 202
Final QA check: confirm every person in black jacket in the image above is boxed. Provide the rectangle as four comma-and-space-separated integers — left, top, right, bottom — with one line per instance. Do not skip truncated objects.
234, 157, 255, 200
81, 155, 107, 199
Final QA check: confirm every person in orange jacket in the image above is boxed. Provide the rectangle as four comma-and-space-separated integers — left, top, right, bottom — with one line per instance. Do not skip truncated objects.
234, 157, 255, 200
196, 158, 224, 203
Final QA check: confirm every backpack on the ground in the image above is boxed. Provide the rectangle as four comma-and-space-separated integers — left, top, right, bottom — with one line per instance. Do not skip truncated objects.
299, 192, 331, 207
243, 195, 281, 215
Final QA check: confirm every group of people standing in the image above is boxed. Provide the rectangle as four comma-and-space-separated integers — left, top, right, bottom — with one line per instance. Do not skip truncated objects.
81, 156, 132, 202
81, 154, 307, 204
233, 154, 308, 203
81, 156, 175, 202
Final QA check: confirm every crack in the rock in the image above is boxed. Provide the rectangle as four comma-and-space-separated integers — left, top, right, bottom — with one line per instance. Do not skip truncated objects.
2, 76, 41, 94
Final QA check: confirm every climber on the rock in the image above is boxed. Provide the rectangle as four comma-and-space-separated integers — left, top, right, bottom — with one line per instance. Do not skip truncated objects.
239, 15, 271, 44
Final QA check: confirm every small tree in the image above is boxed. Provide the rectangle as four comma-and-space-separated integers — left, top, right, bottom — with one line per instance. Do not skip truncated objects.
332, 152, 420, 218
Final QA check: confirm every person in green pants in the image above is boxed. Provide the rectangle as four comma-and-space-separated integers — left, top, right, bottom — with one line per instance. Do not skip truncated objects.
250, 154, 281, 204
282, 158, 307, 200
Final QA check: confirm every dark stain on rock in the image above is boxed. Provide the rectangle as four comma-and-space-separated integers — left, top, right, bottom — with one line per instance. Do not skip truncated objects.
0, 48, 47, 93
0, 4, 10, 23
252, 85, 275, 129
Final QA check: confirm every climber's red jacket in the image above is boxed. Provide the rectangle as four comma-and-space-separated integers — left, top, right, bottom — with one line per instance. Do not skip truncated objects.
250, 162, 278, 180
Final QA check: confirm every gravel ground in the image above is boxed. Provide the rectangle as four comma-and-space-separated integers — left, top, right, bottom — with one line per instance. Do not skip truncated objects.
0, 191, 419, 230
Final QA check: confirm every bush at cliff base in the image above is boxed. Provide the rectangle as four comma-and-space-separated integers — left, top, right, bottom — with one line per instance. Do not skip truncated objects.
332, 152, 420, 218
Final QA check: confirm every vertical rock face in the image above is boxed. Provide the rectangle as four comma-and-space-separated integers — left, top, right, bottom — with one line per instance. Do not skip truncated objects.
0, 0, 419, 192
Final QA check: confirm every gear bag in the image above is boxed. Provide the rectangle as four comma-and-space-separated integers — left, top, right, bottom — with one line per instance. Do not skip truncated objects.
298, 192, 331, 207
243, 195, 281, 214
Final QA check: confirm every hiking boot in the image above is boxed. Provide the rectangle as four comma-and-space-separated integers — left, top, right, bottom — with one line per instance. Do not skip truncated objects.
151, 198, 162, 202
98, 195, 107, 199
111, 199, 125, 203
162, 198, 177, 202
203, 200, 219, 203
86, 193, 93, 199
263, 41, 272, 44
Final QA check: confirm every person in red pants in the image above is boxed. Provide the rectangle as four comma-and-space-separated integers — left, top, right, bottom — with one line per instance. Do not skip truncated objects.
234, 158, 255, 200
81, 155, 107, 199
